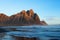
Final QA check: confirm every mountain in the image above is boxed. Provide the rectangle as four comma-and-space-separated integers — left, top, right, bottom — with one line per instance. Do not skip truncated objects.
0, 13, 9, 24
0, 9, 47, 26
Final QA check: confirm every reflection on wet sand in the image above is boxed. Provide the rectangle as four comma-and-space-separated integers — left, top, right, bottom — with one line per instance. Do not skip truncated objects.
12, 36, 37, 40
0, 25, 60, 40
0, 33, 6, 40
10, 35, 60, 40
50, 39, 59, 40
0, 34, 60, 40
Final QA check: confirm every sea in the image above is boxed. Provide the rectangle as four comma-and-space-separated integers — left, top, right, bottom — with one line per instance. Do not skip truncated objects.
0, 25, 60, 40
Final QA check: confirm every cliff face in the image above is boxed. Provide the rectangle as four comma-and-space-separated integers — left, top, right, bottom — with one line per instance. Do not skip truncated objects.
0, 14, 9, 24
0, 9, 47, 26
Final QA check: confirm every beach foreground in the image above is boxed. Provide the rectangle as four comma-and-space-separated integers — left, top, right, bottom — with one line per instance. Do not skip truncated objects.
0, 25, 60, 40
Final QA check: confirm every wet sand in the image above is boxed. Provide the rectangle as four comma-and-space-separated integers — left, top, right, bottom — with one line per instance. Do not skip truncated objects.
0, 25, 60, 40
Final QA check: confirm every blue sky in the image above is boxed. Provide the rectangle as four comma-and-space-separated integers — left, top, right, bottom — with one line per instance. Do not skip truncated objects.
0, 0, 60, 25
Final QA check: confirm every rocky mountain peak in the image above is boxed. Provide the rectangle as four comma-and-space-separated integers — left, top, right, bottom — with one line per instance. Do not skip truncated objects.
27, 9, 34, 17
0, 9, 47, 26
0, 13, 6, 16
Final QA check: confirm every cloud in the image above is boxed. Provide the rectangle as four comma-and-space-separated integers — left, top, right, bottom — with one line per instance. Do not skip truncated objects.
45, 17, 60, 25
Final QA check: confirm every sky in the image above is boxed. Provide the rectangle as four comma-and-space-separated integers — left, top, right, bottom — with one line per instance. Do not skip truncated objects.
0, 0, 60, 25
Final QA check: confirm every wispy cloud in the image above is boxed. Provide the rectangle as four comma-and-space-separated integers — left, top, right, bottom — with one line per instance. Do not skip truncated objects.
45, 17, 60, 25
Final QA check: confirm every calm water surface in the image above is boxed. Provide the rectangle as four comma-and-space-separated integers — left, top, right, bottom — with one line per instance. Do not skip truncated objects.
0, 25, 60, 40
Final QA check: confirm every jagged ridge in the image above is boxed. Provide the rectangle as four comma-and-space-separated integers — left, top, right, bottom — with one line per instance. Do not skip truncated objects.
0, 9, 47, 26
